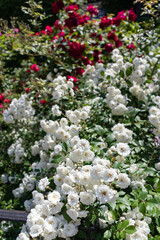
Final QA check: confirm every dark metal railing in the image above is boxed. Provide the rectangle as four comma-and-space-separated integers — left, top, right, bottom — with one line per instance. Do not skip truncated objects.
0, 209, 28, 222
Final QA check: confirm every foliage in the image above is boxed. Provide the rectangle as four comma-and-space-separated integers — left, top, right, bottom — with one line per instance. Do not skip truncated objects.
0, 0, 160, 240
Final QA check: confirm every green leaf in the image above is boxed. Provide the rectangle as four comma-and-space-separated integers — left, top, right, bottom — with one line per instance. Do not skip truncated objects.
125, 225, 137, 234
154, 236, 160, 240
91, 214, 97, 224
139, 202, 146, 215
120, 70, 124, 78
105, 134, 115, 143
100, 71, 105, 77
62, 207, 72, 223
117, 220, 129, 230
110, 210, 117, 220
139, 191, 148, 200
51, 155, 62, 163
157, 226, 160, 233
126, 67, 132, 76
62, 142, 68, 153
104, 230, 111, 239
155, 180, 160, 192
95, 125, 106, 136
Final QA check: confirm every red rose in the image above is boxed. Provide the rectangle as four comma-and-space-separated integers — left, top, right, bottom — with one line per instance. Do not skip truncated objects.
30, 64, 39, 72
104, 44, 113, 53
54, 20, 63, 30
115, 39, 123, 48
65, 12, 81, 28
128, 8, 136, 22
45, 25, 52, 35
58, 31, 65, 38
68, 42, 85, 59
93, 50, 101, 62
67, 76, 78, 83
81, 56, 93, 65
76, 67, 84, 75
99, 16, 112, 29
0, 93, 5, 102
108, 32, 117, 41
79, 15, 90, 25
113, 10, 126, 26
0, 103, 3, 108
98, 34, 103, 41
40, 99, 47, 104
65, 5, 79, 12
24, 88, 31, 93
52, 0, 64, 14
3, 99, 11, 103
87, 5, 99, 16
126, 43, 136, 50
41, 30, 47, 35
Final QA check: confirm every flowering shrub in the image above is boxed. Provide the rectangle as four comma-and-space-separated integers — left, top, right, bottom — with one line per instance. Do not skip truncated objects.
0, 0, 160, 239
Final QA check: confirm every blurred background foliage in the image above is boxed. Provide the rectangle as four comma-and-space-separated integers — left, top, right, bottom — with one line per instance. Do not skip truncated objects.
0, 0, 56, 28
0, 0, 135, 27
0, 0, 159, 30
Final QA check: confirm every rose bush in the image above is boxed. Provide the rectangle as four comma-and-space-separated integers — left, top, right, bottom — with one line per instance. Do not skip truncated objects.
0, 0, 160, 239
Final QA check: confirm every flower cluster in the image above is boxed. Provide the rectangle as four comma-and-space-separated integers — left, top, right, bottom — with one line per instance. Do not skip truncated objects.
112, 124, 133, 143
51, 75, 75, 101
7, 138, 26, 164
0, 1, 160, 240
3, 94, 35, 123
106, 86, 128, 115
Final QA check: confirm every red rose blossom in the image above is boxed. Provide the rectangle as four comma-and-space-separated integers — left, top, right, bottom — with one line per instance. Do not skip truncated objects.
81, 56, 93, 65
76, 67, 84, 75
93, 50, 101, 62
3, 99, 11, 103
52, 0, 64, 14
113, 10, 126, 26
67, 76, 78, 83
0, 93, 5, 102
65, 5, 79, 12
99, 16, 112, 29
41, 30, 47, 35
126, 43, 136, 50
104, 44, 113, 53
108, 32, 117, 41
79, 15, 90, 25
87, 5, 99, 16
30, 64, 39, 72
54, 20, 63, 30
45, 25, 52, 35
68, 42, 85, 59
115, 39, 123, 48
65, 12, 81, 28
128, 8, 136, 22
24, 88, 31, 93
40, 99, 47, 104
